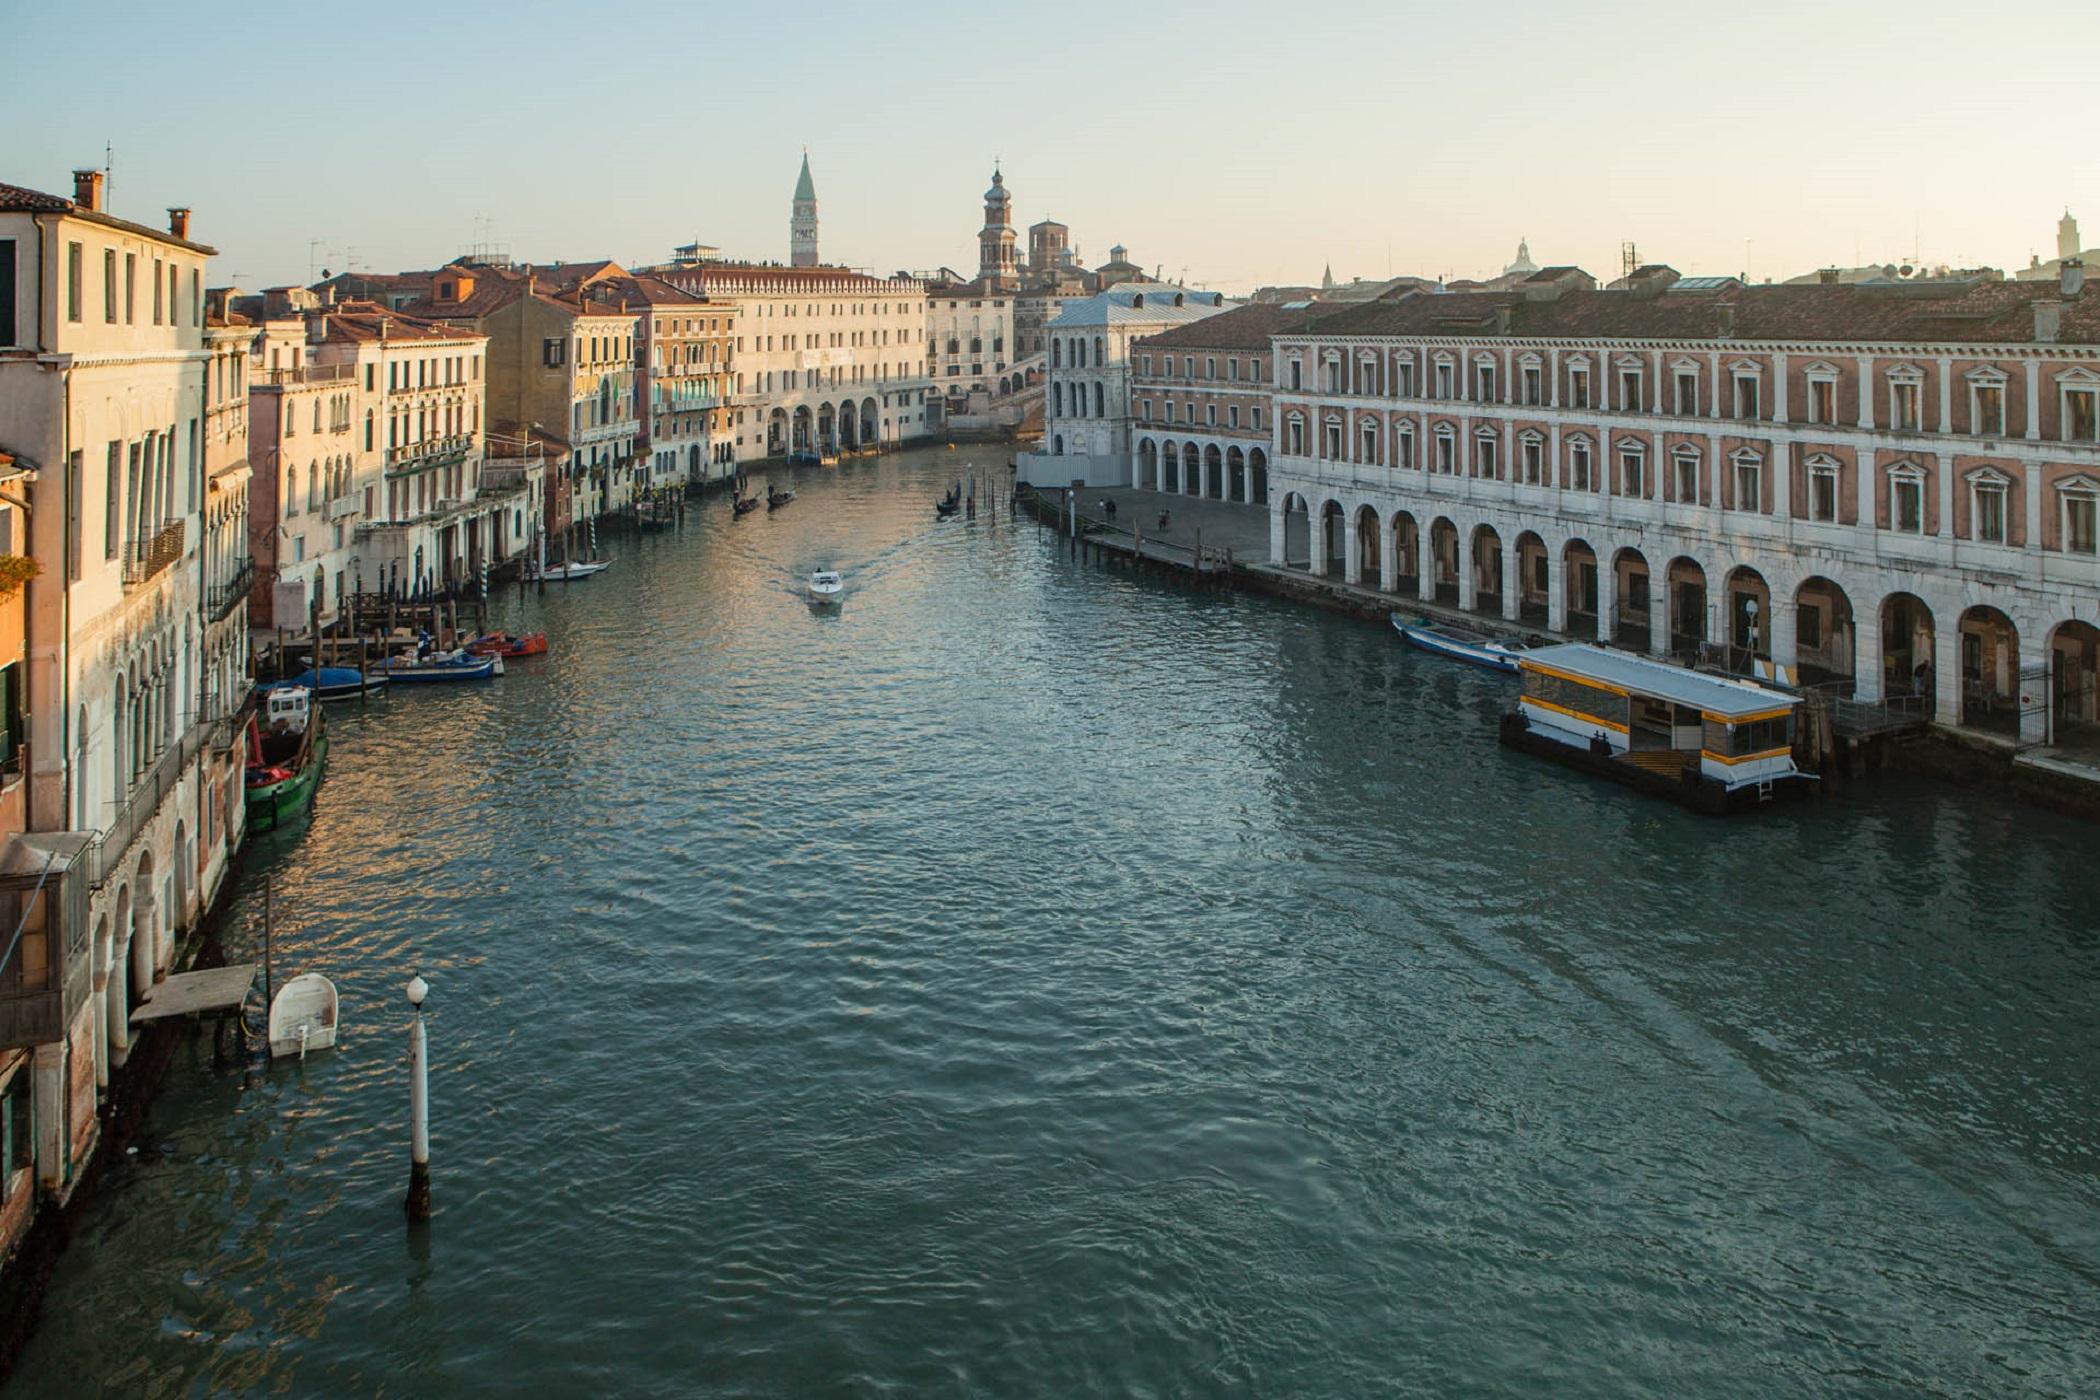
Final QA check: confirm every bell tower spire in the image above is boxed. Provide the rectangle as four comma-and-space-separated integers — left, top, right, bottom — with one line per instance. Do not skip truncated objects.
791, 150, 819, 268
978, 165, 1017, 284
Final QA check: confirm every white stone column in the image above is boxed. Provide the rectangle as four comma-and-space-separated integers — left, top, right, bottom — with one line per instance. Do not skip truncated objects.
1547, 551, 1567, 632
1269, 506, 1286, 565
1344, 513, 1363, 584
1770, 594, 1798, 669
2019, 644, 2051, 744
1857, 356, 1877, 429
90, 972, 109, 1090
1458, 543, 1478, 612
1648, 579, 1669, 656
1379, 527, 1399, 593
1933, 610, 1961, 726
1935, 450, 1954, 537
1774, 442, 1791, 521
1855, 609, 1884, 702
1502, 556, 1522, 622
1308, 510, 1327, 577
2024, 361, 2041, 441
1417, 544, 1435, 602
1595, 554, 1617, 644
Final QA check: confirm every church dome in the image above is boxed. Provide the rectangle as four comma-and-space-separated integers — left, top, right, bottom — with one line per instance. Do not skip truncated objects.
984, 169, 1009, 205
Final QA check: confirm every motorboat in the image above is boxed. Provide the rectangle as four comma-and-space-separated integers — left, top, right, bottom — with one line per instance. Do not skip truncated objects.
807, 570, 844, 605
268, 972, 339, 1059
768, 487, 796, 510
1392, 615, 1539, 674
371, 649, 503, 683
247, 686, 328, 831
535, 559, 612, 581
465, 631, 548, 659
261, 667, 386, 702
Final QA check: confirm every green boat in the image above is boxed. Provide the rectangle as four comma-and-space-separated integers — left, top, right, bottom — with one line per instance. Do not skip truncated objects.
247, 686, 329, 832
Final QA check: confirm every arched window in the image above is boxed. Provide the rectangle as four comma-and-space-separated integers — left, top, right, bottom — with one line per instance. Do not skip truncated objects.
1052, 340, 1062, 368
1093, 382, 1103, 417
1094, 336, 1105, 366
285, 466, 299, 516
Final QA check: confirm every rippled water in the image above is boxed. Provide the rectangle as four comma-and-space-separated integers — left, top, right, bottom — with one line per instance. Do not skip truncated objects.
11, 447, 2100, 1397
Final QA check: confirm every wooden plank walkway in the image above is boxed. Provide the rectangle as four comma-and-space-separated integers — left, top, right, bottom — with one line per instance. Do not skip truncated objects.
130, 964, 258, 1023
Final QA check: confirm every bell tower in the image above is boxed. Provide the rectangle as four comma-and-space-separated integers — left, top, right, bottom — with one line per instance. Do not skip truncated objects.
978, 166, 1017, 284
791, 152, 819, 268
2060, 209, 2082, 263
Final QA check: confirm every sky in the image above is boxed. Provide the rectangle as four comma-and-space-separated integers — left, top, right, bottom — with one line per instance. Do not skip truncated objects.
4, 0, 2095, 294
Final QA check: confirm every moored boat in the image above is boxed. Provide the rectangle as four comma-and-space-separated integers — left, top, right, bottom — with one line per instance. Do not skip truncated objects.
534, 559, 612, 581
371, 650, 502, 683
465, 631, 548, 659
262, 666, 386, 702
1500, 643, 1813, 813
247, 686, 328, 831
268, 972, 339, 1059
1392, 615, 1537, 673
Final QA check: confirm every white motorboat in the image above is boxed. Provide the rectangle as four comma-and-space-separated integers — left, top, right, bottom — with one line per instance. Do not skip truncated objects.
268, 971, 339, 1059
536, 559, 613, 581
807, 570, 844, 604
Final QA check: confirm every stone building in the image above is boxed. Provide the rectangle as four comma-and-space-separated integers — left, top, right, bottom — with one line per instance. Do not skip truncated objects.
0, 174, 251, 1262
791, 154, 819, 269
1128, 302, 1319, 505
1019, 283, 1238, 487
1264, 263, 2100, 741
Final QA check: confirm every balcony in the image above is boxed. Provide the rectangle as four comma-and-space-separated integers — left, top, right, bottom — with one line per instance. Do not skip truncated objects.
327, 496, 360, 520
0, 833, 93, 1052
265, 363, 356, 386
122, 520, 186, 589
206, 558, 255, 623
384, 435, 474, 477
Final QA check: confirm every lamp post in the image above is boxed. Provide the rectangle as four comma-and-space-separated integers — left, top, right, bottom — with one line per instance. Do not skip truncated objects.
404, 975, 432, 1223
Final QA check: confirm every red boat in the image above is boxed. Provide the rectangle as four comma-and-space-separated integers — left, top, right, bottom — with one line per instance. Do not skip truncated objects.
464, 631, 548, 659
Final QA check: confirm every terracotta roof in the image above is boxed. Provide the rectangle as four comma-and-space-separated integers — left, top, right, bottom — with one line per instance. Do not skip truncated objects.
1296, 279, 2100, 347
311, 304, 485, 344
0, 179, 218, 254
1134, 301, 1329, 352
653, 262, 915, 292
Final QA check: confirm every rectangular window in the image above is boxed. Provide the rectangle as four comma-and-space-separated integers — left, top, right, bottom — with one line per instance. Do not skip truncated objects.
1570, 441, 1593, 491
152, 257, 163, 324
1676, 453, 1701, 504
1252, 406, 1264, 430
1476, 436, 1498, 479
1733, 374, 1760, 420
1477, 365, 1496, 401
1618, 370, 1640, 412
1734, 458, 1762, 510
1569, 368, 1590, 409
1521, 365, 1541, 406
104, 442, 120, 558
1890, 381, 1921, 432
1892, 476, 1923, 532
1139, 355, 1152, 375
1228, 405, 1240, 429
0, 240, 15, 345
544, 338, 565, 367
1807, 377, 1835, 425
1974, 483, 2007, 543
1619, 447, 1645, 496
1972, 383, 2004, 436
66, 241, 82, 322
1810, 468, 1837, 522
1139, 399, 1152, 422
66, 451, 82, 581
124, 253, 135, 323
1674, 371, 1697, 416
103, 249, 116, 322
1205, 357, 1216, 379
2066, 388, 2099, 443
1521, 438, 1541, 484
1434, 363, 1453, 399
1396, 361, 1415, 397
2064, 494, 2097, 554
1228, 358, 1240, 382
1434, 433, 1453, 474
1206, 404, 1217, 427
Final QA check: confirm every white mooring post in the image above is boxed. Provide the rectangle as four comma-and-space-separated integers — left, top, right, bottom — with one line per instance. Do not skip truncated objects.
404, 975, 432, 1222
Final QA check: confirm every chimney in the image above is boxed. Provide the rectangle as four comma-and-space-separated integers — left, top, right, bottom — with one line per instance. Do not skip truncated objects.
167, 207, 191, 240
2062, 258, 2085, 298
2033, 299, 2062, 344
72, 168, 105, 212
1818, 267, 1841, 286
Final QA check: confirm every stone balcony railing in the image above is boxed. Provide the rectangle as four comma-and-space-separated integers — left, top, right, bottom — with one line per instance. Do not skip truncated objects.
121, 520, 185, 589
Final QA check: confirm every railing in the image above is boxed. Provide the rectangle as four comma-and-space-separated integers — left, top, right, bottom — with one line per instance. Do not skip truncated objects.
327, 496, 360, 519
483, 456, 542, 491
122, 520, 186, 588
206, 558, 255, 622
88, 720, 212, 889
265, 363, 356, 386
385, 435, 474, 473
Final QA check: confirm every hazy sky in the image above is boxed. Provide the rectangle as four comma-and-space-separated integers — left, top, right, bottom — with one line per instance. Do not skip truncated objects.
6, 0, 2094, 293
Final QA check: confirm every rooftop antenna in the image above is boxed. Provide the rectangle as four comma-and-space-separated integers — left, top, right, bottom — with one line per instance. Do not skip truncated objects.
103, 140, 113, 205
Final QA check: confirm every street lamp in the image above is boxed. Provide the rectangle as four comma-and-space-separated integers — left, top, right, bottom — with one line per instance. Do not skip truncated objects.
404, 975, 432, 1223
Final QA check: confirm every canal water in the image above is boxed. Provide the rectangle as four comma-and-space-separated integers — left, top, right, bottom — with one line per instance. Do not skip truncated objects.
10, 446, 2098, 1397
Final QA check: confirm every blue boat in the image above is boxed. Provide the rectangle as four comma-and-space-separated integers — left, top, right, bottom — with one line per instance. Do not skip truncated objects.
369, 651, 502, 684
261, 666, 387, 702
1392, 614, 1537, 674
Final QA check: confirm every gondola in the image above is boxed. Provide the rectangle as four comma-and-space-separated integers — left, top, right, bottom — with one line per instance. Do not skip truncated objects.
768, 488, 796, 510
935, 485, 963, 518
733, 494, 763, 517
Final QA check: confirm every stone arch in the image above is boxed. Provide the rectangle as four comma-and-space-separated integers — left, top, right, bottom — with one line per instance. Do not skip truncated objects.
1317, 499, 1347, 576
2050, 619, 2100, 732
791, 404, 814, 453
862, 397, 879, 446
109, 886, 133, 1065
1563, 538, 1600, 639
1793, 576, 1856, 688
1248, 447, 1268, 505
767, 406, 789, 454
1428, 516, 1460, 606
1136, 438, 1159, 491
1472, 524, 1506, 616
1958, 604, 2020, 731
132, 849, 158, 988
1723, 566, 1772, 669
1879, 592, 1936, 711
1226, 446, 1246, 503
1609, 546, 1651, 649
1665, 556, 1708, 657
1277, 491, 1311, 569
1354, 504, 1382, 587
1514, 531, 1549, 625
173, 820, 191, 933
1204, 444, 1223, 500
838, 398, 859, 449
1183, 441, 1201, 498
1161, 440, 1180, 493
1391, 511, 1421, 595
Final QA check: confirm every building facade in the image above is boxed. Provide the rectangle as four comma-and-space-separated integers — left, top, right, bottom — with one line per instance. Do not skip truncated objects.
1265, 264, 2100, 741
1020, 284, 1238, 487
1128, 303, 1308, 505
